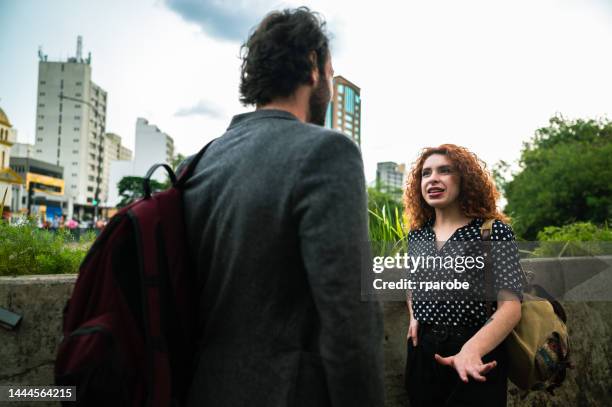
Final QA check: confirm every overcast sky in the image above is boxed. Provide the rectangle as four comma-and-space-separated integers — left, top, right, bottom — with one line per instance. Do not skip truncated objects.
1, 0, 612, 182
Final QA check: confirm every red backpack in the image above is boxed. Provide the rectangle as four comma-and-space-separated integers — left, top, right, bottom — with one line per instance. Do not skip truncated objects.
55, 141, 213, 406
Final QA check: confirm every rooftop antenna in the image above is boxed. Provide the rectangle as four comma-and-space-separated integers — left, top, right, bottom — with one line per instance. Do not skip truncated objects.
76, 35, 83, 62
38, 46, 44, 61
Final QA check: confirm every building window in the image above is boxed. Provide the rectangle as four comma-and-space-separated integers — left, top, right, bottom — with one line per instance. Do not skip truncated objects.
38, 103, 45, 108
37, 137, 43, 142
87, 187, 94, 192
72, 173, 78, 177
40, 81, 46, 85
337, 84, 344, 94
72, 185, 77, 189
88, 175, 95, 181
36, 149, 42, 153
72, 162, 78, 165
76, 82, 82, 86
39, 92, 45, 96
38, 115, 44, 119
74, 116, 81, 120
344, 87, 355, 114
38, 126, 44, 130
75, 93, 82, 97
72, 150, 78, 154
75, 104, 81, 109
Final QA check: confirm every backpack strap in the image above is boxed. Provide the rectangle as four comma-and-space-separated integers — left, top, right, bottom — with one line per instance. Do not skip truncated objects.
175, 139, 217, 189
480, 219, 495, 317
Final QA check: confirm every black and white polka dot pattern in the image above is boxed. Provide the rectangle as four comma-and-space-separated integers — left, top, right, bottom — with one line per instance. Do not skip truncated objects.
408, 218, 524, 328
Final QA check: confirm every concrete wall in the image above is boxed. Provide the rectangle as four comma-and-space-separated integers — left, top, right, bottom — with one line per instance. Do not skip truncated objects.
1, 256, 611, 406
0, 275, 75, 407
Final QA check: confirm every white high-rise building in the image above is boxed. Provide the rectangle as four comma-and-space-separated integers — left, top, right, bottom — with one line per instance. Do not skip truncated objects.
34, 37, 107, 219
107, 118, 175, 207
133, 118, 174, 178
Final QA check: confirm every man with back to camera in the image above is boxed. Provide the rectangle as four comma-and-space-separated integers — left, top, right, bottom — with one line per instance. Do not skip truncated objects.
182, 7, 385, 407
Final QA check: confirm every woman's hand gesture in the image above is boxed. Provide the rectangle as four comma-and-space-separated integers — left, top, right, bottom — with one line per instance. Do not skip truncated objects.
434, 346, 497, 383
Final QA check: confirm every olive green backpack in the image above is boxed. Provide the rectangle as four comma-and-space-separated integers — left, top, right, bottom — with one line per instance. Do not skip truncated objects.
480, 219, 572, 393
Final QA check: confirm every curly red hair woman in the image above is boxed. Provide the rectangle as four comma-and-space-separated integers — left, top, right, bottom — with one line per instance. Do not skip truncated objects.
403, 144, 508, 230
403, 144, 523, 407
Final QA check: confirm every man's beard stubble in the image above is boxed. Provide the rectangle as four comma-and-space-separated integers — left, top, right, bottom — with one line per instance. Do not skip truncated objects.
308, 75, 331, 126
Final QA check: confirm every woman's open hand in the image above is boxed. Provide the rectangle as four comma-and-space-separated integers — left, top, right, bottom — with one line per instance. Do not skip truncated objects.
434, 346, 496, 383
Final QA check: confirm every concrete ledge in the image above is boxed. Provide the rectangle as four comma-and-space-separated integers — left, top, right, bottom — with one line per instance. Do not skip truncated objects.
0, 274, 76, 407
1, 259, 612, 406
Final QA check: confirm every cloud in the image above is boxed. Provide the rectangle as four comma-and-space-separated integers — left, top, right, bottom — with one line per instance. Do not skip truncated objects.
175, 99, 224, 118
164, 0, 273, 42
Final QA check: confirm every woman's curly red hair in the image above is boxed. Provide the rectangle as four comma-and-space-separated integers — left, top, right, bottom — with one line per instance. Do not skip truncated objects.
403, 144, 508, 230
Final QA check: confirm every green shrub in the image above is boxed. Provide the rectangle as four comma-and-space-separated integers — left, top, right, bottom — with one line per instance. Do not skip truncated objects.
0, 219, 94, 276
532, 222, 612, 257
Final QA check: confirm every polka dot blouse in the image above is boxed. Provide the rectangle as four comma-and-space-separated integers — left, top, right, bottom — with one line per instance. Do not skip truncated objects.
408, 217, 524, 328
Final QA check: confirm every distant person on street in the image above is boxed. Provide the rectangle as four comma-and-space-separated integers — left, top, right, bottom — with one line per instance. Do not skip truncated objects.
183, 7, 384, 407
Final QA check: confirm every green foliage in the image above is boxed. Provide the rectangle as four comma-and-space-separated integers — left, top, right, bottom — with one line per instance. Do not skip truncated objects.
0, 219, 94, 276
171, 153, 187, 171
501, 115, 612, 239
532, 222, 612, 257
537, 221, 612, 242
367, 187, 408, 256
117, 176, 165, 208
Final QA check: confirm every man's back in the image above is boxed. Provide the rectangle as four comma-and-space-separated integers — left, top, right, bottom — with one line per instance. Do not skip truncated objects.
183, 109, 384, 406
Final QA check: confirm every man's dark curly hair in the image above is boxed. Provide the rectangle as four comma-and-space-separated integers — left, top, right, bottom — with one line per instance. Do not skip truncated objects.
239, 7, 330, 106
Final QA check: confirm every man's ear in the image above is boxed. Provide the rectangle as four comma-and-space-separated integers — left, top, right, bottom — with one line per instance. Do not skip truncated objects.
309, 51, 319, 85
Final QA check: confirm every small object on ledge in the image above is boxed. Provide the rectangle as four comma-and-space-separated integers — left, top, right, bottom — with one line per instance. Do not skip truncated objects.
0, 307, 22, 331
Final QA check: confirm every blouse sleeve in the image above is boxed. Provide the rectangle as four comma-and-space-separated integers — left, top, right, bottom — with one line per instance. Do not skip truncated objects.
490, 221, 525, 299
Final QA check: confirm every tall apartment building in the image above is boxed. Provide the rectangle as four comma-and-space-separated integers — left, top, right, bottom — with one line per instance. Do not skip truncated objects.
34, 36, 107, 219
324, 75, 362, 147
376, 162, 406, 197
105, 133, 132, 162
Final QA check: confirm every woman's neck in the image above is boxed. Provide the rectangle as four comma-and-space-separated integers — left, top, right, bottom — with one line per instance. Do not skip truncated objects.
433, 203, 470, 228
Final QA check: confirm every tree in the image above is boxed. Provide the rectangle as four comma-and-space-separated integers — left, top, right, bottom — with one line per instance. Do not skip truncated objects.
500, 115, 612, 239
171, 153, 187, 171
116, 176, 165, 208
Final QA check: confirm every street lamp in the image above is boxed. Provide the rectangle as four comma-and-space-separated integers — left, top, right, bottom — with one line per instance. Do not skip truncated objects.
59, 92, 105, 221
